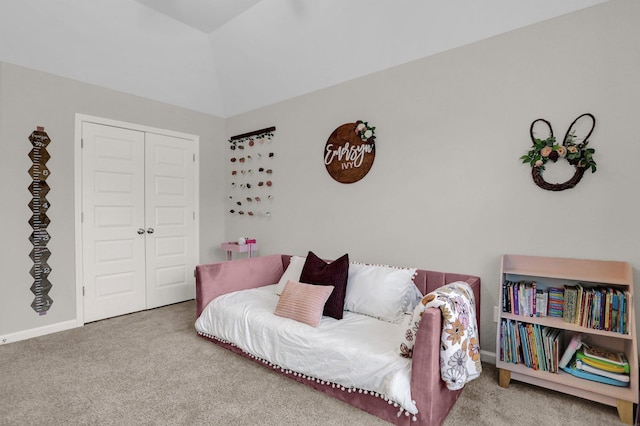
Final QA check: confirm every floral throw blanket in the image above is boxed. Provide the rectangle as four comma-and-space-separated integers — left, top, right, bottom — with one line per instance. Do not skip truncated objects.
400, 281, 482, 390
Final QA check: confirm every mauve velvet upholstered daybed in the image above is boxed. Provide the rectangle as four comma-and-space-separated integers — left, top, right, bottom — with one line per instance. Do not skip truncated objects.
194, 253, 481, 426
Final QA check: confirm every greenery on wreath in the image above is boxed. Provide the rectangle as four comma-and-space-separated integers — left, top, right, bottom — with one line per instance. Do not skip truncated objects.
355, 120, 376, 145
520, 132, 596, 173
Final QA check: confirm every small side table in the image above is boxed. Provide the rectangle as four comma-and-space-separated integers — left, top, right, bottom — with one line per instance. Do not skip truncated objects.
221, 242, 258, 260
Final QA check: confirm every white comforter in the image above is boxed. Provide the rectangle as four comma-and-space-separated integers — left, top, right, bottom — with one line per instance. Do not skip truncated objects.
195, 284, 417, 414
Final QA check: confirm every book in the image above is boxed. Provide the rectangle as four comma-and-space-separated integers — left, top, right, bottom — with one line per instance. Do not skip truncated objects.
502, 280, 508, 313
604, 287, 614, 331
542, 327, 553, 371
576, 351, 629, 374
551, 328, 562, 373
623, 290, 631, 334
583, 344, 627, 365
520, 323, 531, 367
583, 289, 592, 328
576, 345, 630, 374
575, 284, 584, 326
562, 361, 629, 387
534, 324, 546, 371
612, 290, 620, 332
528, 324, 538, 369
547, 287, 564, 318
510, 281, 515, 314
558, 333, 582, 368
536, 289, 548, 317
519, 282, 528, 316
564, 285, 578, 324
531, 281, 537, 317
575, 360, 630, 382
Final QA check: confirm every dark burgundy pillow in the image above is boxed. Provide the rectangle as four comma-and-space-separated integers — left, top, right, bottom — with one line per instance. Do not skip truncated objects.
299, 251, 349, 320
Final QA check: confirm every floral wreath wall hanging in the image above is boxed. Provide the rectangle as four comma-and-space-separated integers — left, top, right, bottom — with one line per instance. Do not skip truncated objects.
324, 120, 376, 184
520, 113, 597, 191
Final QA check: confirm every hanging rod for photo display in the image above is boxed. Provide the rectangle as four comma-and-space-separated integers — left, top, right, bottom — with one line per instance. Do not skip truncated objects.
230, 126, 276, 141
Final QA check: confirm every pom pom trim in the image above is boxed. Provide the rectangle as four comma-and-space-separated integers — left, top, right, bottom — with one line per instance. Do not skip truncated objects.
197, 331, 419, 419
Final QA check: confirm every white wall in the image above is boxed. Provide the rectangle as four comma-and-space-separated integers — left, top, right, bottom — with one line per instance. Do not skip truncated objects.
0, 62, 227, 340
224, 0, 640, 356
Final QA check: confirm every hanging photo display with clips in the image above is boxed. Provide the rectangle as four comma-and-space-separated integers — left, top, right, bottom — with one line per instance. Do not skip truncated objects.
28, 126, 53, 314
228, 126, 276, 217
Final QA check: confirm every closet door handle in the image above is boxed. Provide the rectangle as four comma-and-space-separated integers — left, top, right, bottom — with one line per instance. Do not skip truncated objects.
146, 228, 155, 234
137, 228, 145, 235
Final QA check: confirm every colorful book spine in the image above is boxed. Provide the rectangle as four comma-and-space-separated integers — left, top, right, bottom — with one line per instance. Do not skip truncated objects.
501, 319, 562, 373
531, 281, 537, 317
548, 287, 564, 318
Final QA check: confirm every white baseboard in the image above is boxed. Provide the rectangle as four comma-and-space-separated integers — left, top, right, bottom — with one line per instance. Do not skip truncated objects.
0, 320, 80, 345
480, 349, 496, 365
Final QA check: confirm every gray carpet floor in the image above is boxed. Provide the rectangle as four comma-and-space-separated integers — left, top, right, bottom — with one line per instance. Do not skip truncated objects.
0, 300, 629, 425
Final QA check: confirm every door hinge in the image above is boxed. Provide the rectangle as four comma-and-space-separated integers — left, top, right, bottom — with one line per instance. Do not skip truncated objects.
81, 212, 84, 223
193, 211, 195, 220
81, 138, 84, 148
193, 153, 195, 162
82, 286, 85, 296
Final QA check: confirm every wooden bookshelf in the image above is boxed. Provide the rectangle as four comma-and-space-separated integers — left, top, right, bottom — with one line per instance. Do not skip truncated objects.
496, 254, 638, 425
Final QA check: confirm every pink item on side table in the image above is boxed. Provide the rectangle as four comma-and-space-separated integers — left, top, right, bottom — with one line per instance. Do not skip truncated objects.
221, 241, 258, 260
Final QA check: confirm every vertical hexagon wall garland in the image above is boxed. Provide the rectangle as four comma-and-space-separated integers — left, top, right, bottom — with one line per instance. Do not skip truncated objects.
28, 126, 53, 314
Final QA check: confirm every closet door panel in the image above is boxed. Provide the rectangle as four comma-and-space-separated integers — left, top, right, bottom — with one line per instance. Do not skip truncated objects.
82, 123, 147, 322
144, 133, 196, 309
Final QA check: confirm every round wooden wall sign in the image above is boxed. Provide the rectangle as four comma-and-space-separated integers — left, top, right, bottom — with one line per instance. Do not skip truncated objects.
324, 122, 375, 184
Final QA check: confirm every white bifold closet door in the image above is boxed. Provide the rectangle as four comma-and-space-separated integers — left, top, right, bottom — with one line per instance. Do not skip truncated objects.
81, 122, 196, 323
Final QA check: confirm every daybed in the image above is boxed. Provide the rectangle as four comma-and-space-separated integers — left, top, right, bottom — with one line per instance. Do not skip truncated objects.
195, 253, 481, 426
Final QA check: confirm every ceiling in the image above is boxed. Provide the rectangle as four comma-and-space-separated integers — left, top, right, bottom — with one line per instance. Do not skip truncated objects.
134, 0, 264, 34
0, 0, 608, 118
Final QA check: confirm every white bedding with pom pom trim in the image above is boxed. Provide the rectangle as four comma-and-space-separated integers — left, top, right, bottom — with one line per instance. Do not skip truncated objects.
195, 284, 417, 414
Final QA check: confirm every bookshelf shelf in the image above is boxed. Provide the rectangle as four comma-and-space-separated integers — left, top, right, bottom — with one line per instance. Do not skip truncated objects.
501, 254, 632, 285
502, 361, 633, 401
496, 254, 638, 425
500, 313, 634, 340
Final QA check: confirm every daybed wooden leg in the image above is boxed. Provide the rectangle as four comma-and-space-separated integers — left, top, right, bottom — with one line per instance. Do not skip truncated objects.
616, 399, 633, 425
498, 369, 511, 388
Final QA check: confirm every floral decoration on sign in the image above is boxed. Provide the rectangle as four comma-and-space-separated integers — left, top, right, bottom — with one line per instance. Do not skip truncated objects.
355, 120, 375, 145
520, 113, 597, 191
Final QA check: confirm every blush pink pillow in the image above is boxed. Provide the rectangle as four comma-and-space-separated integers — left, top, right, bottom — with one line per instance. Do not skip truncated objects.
274, 280, 334, 327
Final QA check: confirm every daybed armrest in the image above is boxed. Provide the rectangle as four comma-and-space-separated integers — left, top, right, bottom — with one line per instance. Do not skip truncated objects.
195, 254, 285, 317
410, 308, 449, 424
409, 276, 480, 425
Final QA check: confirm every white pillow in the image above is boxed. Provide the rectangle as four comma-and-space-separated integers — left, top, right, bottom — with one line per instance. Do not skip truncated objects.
405, 282, 424, 314
344, 263, 418, 323
274, 256, 306, 295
